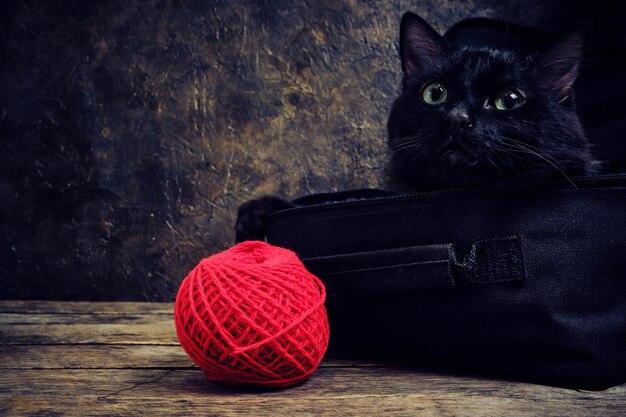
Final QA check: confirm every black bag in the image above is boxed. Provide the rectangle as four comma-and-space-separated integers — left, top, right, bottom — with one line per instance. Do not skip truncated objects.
264, 174, 626, 389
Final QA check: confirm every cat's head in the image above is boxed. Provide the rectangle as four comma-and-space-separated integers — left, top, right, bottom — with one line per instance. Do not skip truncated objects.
387, 12, 596, 189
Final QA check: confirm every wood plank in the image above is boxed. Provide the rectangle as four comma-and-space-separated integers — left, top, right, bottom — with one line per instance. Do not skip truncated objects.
1, 368, 624, 417
0, 300, 173, 315
1, 301, 624, 416
0, 321, 178, 345
0, 345, 192, 370
0, 344, 428, 370
1, 312, 174, 325
0, 317, 178, 345
0, 305, 178, 345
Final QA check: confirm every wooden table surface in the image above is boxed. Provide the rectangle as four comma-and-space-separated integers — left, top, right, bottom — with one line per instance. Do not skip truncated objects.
0, 300, 624, 416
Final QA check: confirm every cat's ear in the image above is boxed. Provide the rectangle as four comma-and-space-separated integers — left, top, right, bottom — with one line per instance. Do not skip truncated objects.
400, 12, 446, 76
536, 27, 586, 102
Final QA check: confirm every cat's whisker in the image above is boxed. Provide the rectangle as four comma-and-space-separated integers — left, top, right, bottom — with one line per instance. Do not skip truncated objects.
394, 143, 424, 166
492, 146, 533, 167
501, 137, 567, 171
498, 140, 577, 189
389, 135, 427, 155
500, 136, 555, 155
499, 142, 560, 166
390, 137, 426, 149
493, 146, 530, 162
407, 148, 425, 164
392, 142, 425, 153
390, 132, 427, 142
499, 141, 562, 168
485, 150, 505, 178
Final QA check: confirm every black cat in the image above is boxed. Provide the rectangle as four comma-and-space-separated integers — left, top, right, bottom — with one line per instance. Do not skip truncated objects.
388, 12, 598, 189
235, 12, 599, 242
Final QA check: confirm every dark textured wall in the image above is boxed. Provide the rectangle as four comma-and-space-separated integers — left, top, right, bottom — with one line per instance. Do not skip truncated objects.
1, 0, 624, 300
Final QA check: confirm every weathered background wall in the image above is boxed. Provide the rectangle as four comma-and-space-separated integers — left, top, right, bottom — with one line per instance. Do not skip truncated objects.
1, 0, 624, 300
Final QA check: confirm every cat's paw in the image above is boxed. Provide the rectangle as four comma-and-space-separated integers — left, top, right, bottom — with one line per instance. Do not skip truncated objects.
235, 195, 296, 242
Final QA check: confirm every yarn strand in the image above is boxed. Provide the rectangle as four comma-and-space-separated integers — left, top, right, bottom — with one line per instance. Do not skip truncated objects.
174, 241, 330, 388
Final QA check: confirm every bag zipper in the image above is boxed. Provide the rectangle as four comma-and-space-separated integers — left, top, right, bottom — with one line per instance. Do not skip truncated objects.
269, 173, 626, 219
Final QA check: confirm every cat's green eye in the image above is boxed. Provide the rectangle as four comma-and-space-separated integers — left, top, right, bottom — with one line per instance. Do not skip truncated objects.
422, 83, 448, 106
493, 90, 524, 111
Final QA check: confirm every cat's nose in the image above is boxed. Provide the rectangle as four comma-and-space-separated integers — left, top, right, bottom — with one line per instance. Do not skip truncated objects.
447, 109, 474, 131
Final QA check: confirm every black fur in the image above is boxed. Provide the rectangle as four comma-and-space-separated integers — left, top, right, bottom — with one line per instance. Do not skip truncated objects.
235, 195, 295, 242
235, 13, 601, 242
388, 12, 599, 189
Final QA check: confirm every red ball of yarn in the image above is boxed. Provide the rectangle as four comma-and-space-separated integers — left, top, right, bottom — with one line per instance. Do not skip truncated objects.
174, 241, 330, 388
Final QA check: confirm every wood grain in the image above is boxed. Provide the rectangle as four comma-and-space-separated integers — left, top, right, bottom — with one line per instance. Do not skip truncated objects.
0, 345, 387, 370
1, 369, 625, 417
0, 300, 174, 315
0, 319, 177, 345
1, 300, 624, 417
0, 301, 177, 345
0, 345, 192, 370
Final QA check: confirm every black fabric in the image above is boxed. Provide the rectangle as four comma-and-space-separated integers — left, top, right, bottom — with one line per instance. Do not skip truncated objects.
456, 236, 526, 284
265, 175, 626, 389
303, 244, 457, 293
